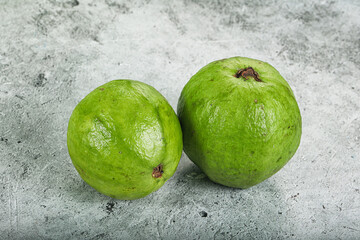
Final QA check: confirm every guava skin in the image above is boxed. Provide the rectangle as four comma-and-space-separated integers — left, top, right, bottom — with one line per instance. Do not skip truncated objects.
177, 57, 301, 189
67, 80, 183, 200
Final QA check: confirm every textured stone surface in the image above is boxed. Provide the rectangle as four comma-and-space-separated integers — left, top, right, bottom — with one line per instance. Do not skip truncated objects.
0, 0, 359, 239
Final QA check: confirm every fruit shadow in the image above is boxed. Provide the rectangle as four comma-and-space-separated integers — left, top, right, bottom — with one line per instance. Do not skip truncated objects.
131, 157, 289, 239
150, 155, 288, 210
173, 155, 280, 192
62, 157, 290, 240
62, 175, 112, 203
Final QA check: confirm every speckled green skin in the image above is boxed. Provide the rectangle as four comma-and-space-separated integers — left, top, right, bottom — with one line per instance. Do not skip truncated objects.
177, 57, 301, 188
67, 80, 183, 200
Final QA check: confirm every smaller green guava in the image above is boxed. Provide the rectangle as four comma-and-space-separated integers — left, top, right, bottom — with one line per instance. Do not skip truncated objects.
67, 80, 183, 200
177, 57, 302, 189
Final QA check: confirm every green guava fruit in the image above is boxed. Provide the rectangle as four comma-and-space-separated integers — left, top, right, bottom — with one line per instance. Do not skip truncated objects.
177, 57, 301, 188
67, 80, 183, 200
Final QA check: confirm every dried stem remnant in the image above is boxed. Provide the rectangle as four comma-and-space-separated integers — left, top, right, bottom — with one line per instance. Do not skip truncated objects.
152, 164, 164, 178
235, 67, 263, 82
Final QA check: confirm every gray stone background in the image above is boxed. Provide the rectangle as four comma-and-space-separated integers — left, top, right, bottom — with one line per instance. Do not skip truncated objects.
0, 0, 359, 239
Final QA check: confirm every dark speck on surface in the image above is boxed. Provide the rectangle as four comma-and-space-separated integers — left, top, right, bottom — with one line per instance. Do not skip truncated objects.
106, 202, 115, 214
33, 73, 47, 87
21, 165, 29, 178
15, 94, 25, 100
199, 211, 208, 217
71, 0, 79, 7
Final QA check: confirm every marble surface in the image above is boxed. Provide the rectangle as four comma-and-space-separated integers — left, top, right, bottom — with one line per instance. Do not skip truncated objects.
1, 0, 359, 239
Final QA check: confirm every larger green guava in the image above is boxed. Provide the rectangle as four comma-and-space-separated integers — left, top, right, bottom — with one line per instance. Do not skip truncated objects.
67, 80, 183, 200
177, 57, 302, 188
